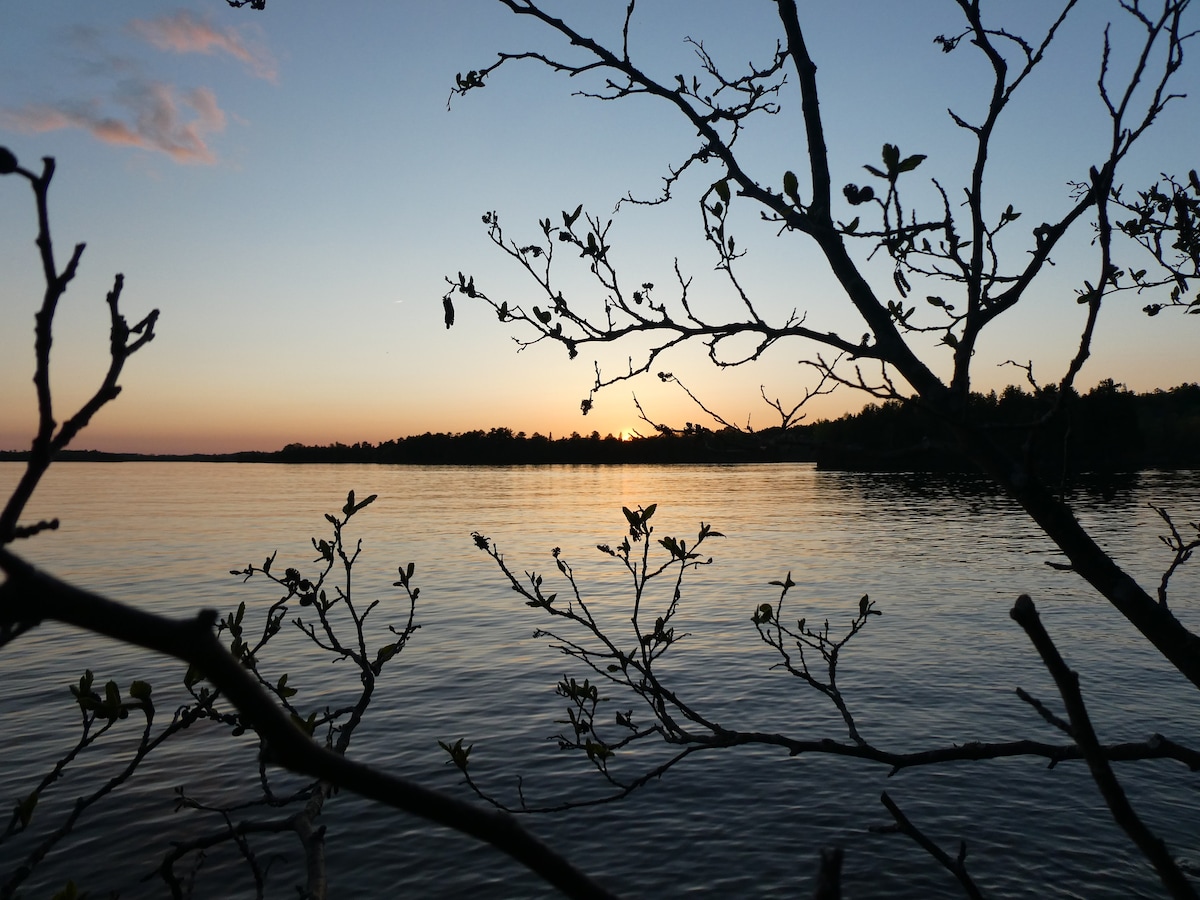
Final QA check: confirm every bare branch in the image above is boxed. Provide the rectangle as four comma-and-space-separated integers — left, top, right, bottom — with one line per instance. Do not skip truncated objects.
878, 791, 985, 900
0, 152, 159, 546
1011, 594, 1198, 900
0, 548, 618, 900
1149, 503, 1200, 607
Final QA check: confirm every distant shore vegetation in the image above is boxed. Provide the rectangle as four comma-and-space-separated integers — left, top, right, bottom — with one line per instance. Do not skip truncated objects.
4, 381, 1199, 472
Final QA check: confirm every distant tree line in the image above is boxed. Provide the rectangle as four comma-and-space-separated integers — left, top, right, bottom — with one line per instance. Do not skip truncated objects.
808, 381, 1200, 474
257, 426, 813, 465
5, 382, 1197, 472
0, 426, 803, 465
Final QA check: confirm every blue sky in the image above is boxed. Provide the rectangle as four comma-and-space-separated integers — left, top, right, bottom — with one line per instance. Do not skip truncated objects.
1, 1, 1196, 452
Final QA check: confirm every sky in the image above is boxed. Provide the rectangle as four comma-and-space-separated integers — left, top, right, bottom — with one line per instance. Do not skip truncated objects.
0, 1, 1197, 454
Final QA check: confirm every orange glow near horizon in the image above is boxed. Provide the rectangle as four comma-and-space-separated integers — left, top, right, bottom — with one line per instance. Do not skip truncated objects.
2, 4, 1198, 458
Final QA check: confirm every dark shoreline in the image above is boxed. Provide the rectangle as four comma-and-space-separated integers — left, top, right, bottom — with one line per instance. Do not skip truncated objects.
5, 382, 1198, 472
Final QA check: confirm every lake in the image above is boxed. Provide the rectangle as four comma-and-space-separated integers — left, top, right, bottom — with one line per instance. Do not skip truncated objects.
1, 462, 1198, 898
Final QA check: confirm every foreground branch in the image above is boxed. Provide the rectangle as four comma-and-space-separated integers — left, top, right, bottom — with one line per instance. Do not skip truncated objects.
1011, 594, 1197, 900
460, 515, 1200, 824
878, 791, 984, 900
0, 151, 158, 546
0, 549, 617, 900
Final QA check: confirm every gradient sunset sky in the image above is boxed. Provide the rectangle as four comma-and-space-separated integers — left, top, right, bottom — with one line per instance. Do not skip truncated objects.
1, 2, 1197, 453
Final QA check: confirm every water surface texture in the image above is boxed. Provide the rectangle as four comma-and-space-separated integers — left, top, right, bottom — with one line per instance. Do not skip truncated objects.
1, 462, 1198, 898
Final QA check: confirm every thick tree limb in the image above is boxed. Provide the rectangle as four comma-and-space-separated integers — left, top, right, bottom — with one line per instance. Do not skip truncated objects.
0, 549, 618, 900
962, 425, 1200, 690
1011, 594, 1197, 900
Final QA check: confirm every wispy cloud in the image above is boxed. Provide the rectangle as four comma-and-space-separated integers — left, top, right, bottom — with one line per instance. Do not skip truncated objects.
131, 11, 277, 82
0, 13, 275, 166
3, 82, 227, 165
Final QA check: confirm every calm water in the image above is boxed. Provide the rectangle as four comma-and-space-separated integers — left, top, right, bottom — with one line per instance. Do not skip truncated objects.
1, 462, 1198, 898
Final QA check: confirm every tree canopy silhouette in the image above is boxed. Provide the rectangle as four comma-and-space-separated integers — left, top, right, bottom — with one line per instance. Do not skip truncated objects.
432, 2, 1200, 894
440, 1, 1200, 692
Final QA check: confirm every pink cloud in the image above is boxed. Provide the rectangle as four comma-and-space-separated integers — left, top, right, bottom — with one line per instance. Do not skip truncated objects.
131, 11, 277, 82
3, 82, 227, 165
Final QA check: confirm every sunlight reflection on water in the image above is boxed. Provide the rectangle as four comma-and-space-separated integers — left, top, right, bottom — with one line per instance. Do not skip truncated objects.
1, 462, 1198, 898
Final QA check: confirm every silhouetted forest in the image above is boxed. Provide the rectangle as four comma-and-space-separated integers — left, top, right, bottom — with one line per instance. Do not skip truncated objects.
3, 382, 1198, 472
809, 380, 1200, 473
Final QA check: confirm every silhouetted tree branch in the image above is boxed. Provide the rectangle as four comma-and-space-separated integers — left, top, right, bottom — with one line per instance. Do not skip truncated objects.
0, 152, 158, 550
443, 2, 1200, 694
1011, 594, 1198, 900
1150, 503, 1200, 607
458, 509, 1200, 779
431, 6, 1200, 889
877, 791, 985, 900
0, 543, 616, 900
